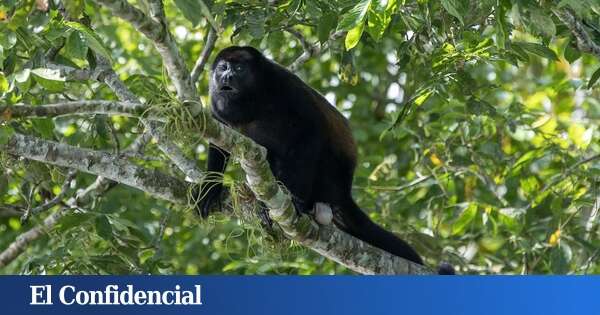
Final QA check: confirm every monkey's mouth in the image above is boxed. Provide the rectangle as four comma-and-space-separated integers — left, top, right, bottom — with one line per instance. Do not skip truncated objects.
219, 85, 237, 93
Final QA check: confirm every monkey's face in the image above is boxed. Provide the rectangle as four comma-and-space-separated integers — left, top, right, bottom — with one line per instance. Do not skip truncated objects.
210, 47, 262, 125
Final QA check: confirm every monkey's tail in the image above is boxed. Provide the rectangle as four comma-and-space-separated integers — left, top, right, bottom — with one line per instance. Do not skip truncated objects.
335, 199, 455, 275
334, 198, 424, 265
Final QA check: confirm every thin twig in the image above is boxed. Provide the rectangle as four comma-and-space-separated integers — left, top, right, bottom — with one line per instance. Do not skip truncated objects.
191, 26, 218, 84
0, 176, 111, 268
21, 170, 77, 222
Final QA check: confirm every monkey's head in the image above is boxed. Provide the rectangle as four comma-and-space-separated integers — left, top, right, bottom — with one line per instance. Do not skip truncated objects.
209, 46, 265, 124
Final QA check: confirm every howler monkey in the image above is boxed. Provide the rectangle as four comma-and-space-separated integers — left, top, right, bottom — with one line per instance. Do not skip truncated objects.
195, 46, 449, 272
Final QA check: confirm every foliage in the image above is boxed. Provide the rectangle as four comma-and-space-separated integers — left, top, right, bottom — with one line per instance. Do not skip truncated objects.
0, 0, 599, 274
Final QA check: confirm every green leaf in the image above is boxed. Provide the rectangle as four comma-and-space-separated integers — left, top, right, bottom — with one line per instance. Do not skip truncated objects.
31, 118, 55, 139
345, 23, 364, 50
0, 29, 17, 50
318, 13, 338, 43
441, 0, 464, 25
588, 67, 600, 89
337, 0, 372, 32
0, 72, 8, 92
7, 0, 33, 30
339, 50, 359, 85
0, 125, 15, 146
495, 4, 507, 49
452, 203, 478, 235
64, 22, 112, 63
95, 216, 113, 241
366, 0, 396, 42
174, 0, 201, 26
174, 0, 219, 30
0, 174, 8, 197
56, 213, 94, 232
64, 30, 87, 60
14, 68, 31, 92
31, 68, 65, 92
564, 44, 581, 63
198, 0, 220, 32
530, 8, 556, 38
479, 236, 505, 252
550, 245, 569, 274
63, 0, 84, 19
512, 42, 558, 61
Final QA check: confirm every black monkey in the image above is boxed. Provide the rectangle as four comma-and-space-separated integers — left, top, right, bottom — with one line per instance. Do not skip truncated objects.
195, 46, 451, 273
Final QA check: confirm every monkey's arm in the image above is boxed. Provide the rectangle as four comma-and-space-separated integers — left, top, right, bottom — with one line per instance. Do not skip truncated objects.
194, 143, 230, 217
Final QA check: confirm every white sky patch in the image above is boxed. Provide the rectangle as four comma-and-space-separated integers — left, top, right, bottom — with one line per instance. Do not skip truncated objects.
325, 92, 336, 105
174, 26, 188, 40
192, 31, 204, 40
387, 82, 404, 103
387, 65, 398, 75
386, 52, 398, 64
385, 103, 397, 113
486, 72, 497, 81
542, 98, 552, 112
342, 100, 353, 110
329, 77, 340, 87
398, 72, 407, 85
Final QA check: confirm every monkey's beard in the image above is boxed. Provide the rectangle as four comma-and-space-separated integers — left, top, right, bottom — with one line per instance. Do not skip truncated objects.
211, 96, 255, 126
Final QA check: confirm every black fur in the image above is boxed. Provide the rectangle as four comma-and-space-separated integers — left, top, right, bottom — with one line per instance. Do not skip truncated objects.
196, 46, 441, 270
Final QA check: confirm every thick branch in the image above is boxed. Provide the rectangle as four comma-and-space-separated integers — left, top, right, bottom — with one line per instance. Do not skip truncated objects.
5, 133, 189, 204
80, 4, 431, 273
90, 26, 204, 183
0, 132, 152, 268
0, 101, 151, 120
53, 58, 204, 182
190, 114, 433, 274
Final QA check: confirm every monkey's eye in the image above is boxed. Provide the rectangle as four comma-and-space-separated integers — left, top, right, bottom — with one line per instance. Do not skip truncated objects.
218, 63, 228, 71
234, 64, 244, 72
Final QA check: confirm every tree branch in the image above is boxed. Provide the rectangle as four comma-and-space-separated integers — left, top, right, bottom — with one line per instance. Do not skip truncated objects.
21, 170, 76, 222
553, 9, 600, 58
50, 57, 204, 183
288, 30, 344, 72
0, 131, 153, 268
0, 100, 153, 120
185, 113, 433, 274
92, 0, 200, 114
0, 176, 113, 268
5, 133, 190, 204
50, 5, 434, 274
191, 26, 218, 84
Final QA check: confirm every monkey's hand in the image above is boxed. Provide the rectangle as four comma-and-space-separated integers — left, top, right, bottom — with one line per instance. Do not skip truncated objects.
192, 181, 223, 218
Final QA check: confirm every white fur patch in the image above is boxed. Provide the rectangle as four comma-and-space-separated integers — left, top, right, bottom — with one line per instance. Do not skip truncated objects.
314, 202, 333, 225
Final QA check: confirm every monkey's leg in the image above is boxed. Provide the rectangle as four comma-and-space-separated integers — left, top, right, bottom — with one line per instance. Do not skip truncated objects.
194, 144, 230, 218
